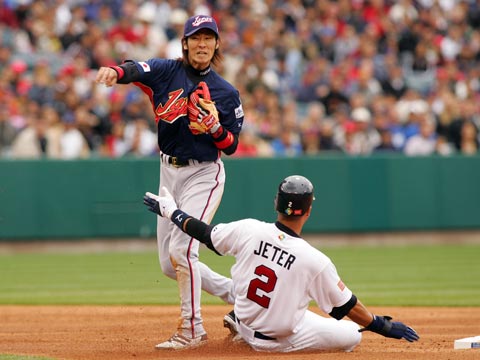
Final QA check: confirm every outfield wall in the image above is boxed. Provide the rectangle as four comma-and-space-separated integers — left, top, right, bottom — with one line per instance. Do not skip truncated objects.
1, 154, 479, 239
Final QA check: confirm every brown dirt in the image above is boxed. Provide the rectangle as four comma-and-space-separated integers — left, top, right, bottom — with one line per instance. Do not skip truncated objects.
1, 305, 479, 360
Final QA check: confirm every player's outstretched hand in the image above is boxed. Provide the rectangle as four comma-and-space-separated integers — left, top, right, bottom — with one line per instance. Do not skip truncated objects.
143, 187, 177, 219
95, 67, 118, 87
359, 315, 419, 342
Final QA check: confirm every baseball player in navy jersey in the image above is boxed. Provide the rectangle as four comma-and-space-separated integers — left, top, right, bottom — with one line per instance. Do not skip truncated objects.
96, 15, 244, 349
143, 175, 419, 352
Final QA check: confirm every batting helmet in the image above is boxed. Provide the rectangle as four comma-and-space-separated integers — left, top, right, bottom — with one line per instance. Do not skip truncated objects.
275, 175, 314, 216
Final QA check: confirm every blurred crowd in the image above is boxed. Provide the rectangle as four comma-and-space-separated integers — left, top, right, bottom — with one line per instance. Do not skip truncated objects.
0, 0, 479, 159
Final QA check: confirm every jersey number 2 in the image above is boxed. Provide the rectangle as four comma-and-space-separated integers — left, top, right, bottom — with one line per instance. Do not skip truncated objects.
247, 265, 278, 308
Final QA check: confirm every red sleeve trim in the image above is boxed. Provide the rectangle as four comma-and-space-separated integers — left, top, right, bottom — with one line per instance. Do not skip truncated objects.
110, 66, 125, 80
214, 131, 234, 149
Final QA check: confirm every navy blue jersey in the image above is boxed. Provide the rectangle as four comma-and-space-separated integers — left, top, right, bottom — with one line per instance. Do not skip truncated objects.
131, 59, 244, 162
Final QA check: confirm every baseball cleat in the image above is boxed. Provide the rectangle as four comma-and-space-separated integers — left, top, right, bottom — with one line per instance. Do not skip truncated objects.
223, 310, 243, 342
223, 310, 237, 334
155, 332, 208, 350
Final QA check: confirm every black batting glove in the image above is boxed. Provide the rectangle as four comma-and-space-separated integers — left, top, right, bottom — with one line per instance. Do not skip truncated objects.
143, 193, 161, 215
142, 188, 178, 218
359, 315, 419, 342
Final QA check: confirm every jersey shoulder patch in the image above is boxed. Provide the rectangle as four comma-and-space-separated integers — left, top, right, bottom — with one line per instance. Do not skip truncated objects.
138, 62, 151, 72
235, 104, 244, 119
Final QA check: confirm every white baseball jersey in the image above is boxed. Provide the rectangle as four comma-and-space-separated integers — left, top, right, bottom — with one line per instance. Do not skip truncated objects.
211, 218, 353, 338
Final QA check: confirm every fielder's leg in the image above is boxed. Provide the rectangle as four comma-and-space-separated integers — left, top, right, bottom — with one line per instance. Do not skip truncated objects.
177, 159, 234, 306
198, 262, 234, 304
168, 160, 227, 338
168, 229, 205, 338
157, 216, 176, 279
156, 161, 233, 304
157, 217, 233, 304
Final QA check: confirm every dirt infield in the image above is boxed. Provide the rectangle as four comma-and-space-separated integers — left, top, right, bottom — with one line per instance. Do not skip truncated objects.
1, 305, 479, 360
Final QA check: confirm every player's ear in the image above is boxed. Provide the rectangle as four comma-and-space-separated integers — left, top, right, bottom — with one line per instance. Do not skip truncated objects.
182, 38, 188, 50
305, 206, 312, 217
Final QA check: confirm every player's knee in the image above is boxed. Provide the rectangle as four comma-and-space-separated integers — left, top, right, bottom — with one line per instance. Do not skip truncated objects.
343, 321, 362, 352
169, 245, 198, 268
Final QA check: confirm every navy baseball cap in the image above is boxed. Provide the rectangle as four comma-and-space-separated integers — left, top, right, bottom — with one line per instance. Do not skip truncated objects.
183, 15, 219, 37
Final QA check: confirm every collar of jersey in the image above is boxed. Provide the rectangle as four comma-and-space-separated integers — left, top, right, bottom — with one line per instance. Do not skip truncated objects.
186, 64, 211, 77
275, 221, 301, 238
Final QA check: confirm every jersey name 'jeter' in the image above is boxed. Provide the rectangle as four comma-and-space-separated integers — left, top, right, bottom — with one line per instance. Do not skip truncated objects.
253, 240, 296, 270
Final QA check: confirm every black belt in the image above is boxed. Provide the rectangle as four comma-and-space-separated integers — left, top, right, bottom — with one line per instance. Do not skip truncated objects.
161, 153, 190, 167
254, 331, 276, 341
236, 318, 276, 341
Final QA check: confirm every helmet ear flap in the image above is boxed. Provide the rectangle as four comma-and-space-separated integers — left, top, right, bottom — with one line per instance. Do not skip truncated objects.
275, 191, 292, 216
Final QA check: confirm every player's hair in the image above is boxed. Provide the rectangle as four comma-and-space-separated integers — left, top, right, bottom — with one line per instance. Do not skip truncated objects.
181, 36, 223, 67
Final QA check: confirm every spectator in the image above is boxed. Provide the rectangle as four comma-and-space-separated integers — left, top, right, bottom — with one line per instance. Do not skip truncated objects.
404, 119, 437, 156
123, 117, 158, 157
319, 119, 342, 152
1, 1, 480, 159
232, 127, 272, 158
374, 128, 398, 153
380, 63, 408, 99
319, 76, 350, 116
102, 120, 128, 157
271, 130, 303, 157
435, 135, 455, 156
343, 107, 381, 155
107, 12, 140, 47
131, 5, 167, 60
0, 106, 18, 156
27, 61, 56, 105
10, 115, 53, 159
164, 9, 189, 59
458, 121, 479, 155
59, 111, 90, 159
301, 128, 320, 155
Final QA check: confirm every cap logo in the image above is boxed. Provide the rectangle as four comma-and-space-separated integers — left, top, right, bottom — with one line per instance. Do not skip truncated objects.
192, 16, 213, 27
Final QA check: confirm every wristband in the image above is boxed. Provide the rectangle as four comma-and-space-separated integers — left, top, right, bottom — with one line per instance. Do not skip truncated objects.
110, 66, 124, 80
171, 209, 192, 231
210, 122, 222, 136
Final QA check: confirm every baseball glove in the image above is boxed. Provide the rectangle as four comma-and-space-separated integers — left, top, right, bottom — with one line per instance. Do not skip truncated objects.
187, 82, 220, 135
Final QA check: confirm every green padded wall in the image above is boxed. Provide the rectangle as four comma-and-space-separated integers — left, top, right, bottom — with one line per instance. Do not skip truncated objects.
1, 154, 479, 239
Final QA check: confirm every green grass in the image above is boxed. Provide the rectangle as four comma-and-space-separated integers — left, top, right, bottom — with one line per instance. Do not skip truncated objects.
0, 244, 478, 306
0, 249, 233, 305
324, 244, 480, 306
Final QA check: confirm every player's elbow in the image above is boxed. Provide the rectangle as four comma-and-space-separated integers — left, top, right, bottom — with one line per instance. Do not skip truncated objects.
329, 295, 358, 320
222, 145, 237, 155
